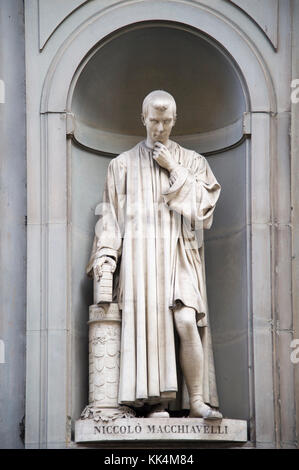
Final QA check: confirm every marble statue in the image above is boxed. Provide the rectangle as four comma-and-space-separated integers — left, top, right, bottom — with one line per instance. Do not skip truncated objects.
87, 90, 222, 420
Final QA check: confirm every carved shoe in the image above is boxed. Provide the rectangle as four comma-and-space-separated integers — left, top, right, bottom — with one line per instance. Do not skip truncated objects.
147, 403, 170, 418
189, 401, 223, 420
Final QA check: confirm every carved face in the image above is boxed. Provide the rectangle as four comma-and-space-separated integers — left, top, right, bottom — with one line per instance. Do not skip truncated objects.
142, 104, 175, 145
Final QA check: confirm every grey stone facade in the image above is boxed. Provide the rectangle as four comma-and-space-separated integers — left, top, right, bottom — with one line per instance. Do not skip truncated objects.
0, 0, 26, 449
0, 0, 298, 449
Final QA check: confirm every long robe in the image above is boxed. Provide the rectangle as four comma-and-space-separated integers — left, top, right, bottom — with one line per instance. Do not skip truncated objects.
87, 140, 221, 408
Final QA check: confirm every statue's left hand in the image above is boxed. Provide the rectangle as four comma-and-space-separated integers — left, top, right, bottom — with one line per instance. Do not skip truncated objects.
93, 256, 116, 282
153, 142, 177, 172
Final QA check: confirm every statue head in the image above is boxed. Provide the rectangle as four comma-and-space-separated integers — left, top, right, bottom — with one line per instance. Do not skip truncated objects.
141, 90, 176, 145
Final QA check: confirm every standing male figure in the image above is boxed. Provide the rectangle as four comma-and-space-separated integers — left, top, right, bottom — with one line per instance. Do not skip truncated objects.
87, 90, 222, 419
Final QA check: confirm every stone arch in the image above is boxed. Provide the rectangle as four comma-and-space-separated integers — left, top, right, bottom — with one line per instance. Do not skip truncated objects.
41, 1, 275, 113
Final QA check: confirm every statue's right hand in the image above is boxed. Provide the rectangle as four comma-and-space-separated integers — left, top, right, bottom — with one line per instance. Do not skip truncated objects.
93, 256, 116, 282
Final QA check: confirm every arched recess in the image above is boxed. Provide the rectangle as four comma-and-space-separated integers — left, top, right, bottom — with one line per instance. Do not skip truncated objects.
27, 0, 277, 448
70, 20, 250, 425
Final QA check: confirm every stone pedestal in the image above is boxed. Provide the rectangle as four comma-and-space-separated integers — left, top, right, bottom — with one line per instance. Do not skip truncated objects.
75, 304, 248, 445
78, 303, 135, 423
76, 417, 248, 443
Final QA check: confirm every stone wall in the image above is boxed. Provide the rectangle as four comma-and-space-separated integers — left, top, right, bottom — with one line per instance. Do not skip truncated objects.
0, 0, 26, 449
0, 0, 296, 449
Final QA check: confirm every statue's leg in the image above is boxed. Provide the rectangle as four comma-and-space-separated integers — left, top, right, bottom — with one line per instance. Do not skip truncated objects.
174, 305, 222, 419
173, 305, 204, 401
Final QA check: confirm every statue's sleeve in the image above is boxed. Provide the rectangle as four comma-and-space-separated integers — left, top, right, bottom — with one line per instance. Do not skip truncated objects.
86, 158, 125, 276
162, 153, 220, 230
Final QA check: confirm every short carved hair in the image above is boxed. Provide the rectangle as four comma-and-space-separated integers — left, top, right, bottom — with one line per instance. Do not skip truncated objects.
142, 90, 177, 119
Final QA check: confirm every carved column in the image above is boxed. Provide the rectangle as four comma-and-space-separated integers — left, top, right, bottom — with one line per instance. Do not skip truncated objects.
80, 303, 135, 422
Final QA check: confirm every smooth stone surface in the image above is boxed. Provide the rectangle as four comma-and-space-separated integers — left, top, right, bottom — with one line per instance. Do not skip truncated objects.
230, 0, 278, 48
75, 417, 247, 443
0, 0, 26, 448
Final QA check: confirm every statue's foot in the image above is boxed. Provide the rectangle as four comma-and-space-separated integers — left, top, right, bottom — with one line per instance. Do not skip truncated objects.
189, 401, 223, 420
147, 403, 170, 418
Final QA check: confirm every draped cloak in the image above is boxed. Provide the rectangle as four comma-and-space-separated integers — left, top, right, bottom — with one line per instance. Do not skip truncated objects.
87, 140, 221, 408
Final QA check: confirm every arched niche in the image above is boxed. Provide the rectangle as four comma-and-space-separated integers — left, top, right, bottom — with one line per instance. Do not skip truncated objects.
26, 0, 277, 448
71, 23, 247, 155
70, 21, 250, 423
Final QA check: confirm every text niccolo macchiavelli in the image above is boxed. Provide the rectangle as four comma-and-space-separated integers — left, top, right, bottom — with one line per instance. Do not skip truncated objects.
95, 422, 229, 436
